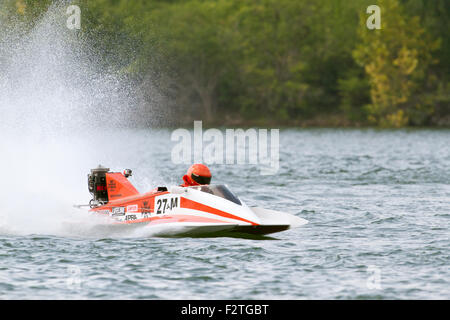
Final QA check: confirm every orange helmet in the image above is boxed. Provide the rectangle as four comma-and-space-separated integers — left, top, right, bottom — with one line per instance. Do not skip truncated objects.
186, 163, 212, 185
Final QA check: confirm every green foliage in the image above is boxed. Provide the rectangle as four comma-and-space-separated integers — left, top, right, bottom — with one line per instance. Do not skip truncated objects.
1, 0, 448, 126
354, 0, 442, 127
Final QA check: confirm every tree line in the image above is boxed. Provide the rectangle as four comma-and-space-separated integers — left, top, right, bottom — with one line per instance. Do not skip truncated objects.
3, 0, 450, 127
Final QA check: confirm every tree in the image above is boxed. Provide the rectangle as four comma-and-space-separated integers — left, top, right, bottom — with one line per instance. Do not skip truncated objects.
353, 0, 440, 126
136, 0, 237, 124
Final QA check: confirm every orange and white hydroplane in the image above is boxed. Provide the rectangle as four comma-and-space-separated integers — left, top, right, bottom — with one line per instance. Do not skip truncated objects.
76, 165, 308, 237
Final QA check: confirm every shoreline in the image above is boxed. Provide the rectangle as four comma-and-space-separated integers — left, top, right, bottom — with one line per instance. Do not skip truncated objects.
151, 116, 450, 129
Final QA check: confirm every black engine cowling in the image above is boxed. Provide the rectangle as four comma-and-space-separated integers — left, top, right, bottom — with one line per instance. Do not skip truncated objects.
88, 165, 110, 207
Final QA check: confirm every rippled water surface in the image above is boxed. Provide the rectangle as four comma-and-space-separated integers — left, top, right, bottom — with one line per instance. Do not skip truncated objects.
0, 129, 449, 299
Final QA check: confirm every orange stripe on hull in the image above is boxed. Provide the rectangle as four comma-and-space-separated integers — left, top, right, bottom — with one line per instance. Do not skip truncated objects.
180, 197, 258, 225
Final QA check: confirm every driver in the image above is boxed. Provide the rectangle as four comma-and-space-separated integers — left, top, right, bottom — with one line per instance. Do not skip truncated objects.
181, 164, 212, 187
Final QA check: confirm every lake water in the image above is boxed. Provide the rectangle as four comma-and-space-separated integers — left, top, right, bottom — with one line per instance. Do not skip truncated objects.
0, 128, 449, 299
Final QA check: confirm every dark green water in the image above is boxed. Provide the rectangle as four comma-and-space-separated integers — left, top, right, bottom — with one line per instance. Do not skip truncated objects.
0, 129, 449, 299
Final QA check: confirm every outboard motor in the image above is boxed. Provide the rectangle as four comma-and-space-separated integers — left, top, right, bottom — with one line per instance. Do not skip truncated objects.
88, 165, 110, 207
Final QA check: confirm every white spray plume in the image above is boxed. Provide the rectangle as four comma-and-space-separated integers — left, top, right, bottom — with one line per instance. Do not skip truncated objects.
0, 2, 150, 236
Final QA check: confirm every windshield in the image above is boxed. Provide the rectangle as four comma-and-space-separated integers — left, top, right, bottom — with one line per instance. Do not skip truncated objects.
188, 184, 242, 205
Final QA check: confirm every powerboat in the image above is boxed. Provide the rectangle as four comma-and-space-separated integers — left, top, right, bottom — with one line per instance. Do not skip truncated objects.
75, 165, 308, 237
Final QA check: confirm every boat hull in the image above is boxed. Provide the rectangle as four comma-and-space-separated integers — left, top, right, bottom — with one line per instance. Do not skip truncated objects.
83, 185, 308, 237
